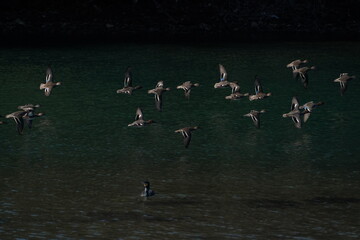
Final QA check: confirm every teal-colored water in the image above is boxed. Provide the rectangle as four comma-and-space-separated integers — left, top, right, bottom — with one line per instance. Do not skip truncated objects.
1, 42, 359, 239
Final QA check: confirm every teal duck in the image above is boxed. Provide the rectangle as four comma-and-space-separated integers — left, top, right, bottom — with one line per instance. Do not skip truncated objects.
333, 73, 356, 96
282, 97, 302, 129
293, 66, 315, 88
141, 181, 155, 197
39, 67, 61, 96
175, 126, 199, 148
244, 110, 266, 128
128, 107, 155, 127
286, 59, 308, 70
176, 81, 199, 99
148, 81, 170, 111
116, 66, 142, 95
248, 76, 271, 101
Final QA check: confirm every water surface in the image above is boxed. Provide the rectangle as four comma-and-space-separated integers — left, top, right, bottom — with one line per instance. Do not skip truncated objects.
0, 42, 359, 239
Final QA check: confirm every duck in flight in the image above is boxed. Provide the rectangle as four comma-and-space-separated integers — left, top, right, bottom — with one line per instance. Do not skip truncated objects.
18, 104, 44, 129
248, 76, 271, 101
176, 81, 199, 99
286, 59, 308, 71
225, 81, 249, 100
293, 66, 316, 89
333, 73, 356, 96
244, 110, 266, 128
116, 66, 142, 95
148, 81, 170, 111
128, 107, 155, 127
40, 67, 61, 96
5, 111, 27, 134
299, 100, 324, 122
175, 126, 199, 148
214, 64, 239, 89
282, 96, 302, 129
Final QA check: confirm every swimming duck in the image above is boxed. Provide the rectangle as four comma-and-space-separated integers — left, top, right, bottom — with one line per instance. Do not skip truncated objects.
293, 66, 316, 88
214, 64, 231, 88
141, 181, 155, 197
176, 81, 199, 99
148, 81, 170, 111
248, 76, 271, 101
175, 126, 199, 148
282, 97, 302, 129
116, 66, 142, 95
39, 67, 61, 96
5, 111, 27, 134
299, 101, 324, 122
244, 110, 266, 128
333, 73, 356, 96
286, 59, 308, 70
128, 107, 155, 127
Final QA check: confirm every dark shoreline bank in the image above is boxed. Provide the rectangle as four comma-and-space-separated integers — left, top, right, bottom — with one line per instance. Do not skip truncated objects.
1, 1, 360, 46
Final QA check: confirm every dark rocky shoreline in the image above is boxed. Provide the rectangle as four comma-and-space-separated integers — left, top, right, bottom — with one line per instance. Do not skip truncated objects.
1, 1, 360, 45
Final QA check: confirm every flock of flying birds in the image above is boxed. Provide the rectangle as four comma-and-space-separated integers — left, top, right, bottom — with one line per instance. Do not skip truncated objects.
0, 60, 356, 147
0, 59, 356, 196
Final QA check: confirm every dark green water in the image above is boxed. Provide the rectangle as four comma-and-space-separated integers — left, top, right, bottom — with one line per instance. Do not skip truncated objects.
1, 42, 359, 239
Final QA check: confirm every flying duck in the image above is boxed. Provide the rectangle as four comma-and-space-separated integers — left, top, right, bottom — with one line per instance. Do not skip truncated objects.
141, 181, 155, 197
248, 76, 271, 101
286, 59, 308, 70
225, 91, 249, 100
39, 67, 61, 96
214, 64, 231, 88
176, 81, 199, 99
293, 66, 316, 88
148, 81, 170, 111
333, 73, 356, 96
244, 110, 266, 128
175, 126, 199, 148
17, 104, 44, 128
116, 66, 142, 95
17, 104, 40, 112
299, 101, 324, 122
5, 111, 27, 134
23, 110, 44, 129
282, 97, 302, 129
128, 107, 155, 127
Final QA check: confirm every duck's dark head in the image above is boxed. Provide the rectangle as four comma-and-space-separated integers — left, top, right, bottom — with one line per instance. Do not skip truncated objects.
143, 181, 151, 189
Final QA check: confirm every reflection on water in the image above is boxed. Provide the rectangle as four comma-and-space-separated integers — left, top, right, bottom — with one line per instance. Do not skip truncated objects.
0, 42, 360, 239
